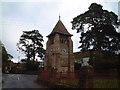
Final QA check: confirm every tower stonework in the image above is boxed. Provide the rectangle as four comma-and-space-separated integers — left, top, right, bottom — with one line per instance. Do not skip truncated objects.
44, 19, 74, 72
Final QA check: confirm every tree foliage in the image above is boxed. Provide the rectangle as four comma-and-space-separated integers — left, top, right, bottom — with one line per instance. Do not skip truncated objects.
1, 43, 8, 63
89, 50, 118, 72
0, 41, 13, 68
71, 3, 120, 55
17, 30, 45, 61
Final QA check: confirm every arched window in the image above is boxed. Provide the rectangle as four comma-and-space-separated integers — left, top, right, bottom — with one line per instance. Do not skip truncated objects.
60, 39, 68, 44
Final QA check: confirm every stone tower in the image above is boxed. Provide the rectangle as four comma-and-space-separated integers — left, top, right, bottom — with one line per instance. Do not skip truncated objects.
44, 18, 74, 72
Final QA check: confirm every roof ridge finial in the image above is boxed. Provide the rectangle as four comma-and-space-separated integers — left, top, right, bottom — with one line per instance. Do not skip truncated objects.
59, 14, 61, 20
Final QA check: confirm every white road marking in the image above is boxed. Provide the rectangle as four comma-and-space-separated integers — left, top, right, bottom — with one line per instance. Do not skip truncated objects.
17, 77, 20, 80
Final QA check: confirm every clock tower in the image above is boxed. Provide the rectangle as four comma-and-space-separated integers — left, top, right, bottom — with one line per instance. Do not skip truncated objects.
44, 18, 74, 72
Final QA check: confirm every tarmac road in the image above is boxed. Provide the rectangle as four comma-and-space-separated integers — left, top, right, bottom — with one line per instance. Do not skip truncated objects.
2, 74, 42, 88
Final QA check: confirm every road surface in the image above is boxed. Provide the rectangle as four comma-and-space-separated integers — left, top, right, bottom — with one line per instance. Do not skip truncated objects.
2, 74, 42, 88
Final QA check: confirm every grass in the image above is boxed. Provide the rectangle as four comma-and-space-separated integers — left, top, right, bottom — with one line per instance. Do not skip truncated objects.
94, 79, 119, 88
60, 79, 79, 86
59, 78, 119, 88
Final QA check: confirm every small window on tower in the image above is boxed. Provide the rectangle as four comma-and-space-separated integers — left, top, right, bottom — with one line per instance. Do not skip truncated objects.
64, 40, 67, 44
61, 39, 68, 44
51, 40, 54, 44
49, 39, 54, 45
60, 39, 63, 44
49, 36, 54, 45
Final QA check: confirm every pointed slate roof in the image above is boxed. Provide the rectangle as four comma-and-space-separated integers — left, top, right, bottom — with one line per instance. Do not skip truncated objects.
47, 20, 72, 37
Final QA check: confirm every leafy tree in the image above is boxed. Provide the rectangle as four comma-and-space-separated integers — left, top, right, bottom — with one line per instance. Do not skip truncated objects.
71, 3, 120, 55
21, 58, 27, 63
71, 3, 120, 72
1, 43, 8, 63
8, 54, 13, 60
89, 50, 118, 72
17, 30, 45, 62
0, 41, 13, 69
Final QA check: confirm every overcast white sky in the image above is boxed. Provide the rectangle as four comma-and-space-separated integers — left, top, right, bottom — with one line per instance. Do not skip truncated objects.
1, 0, 120, 62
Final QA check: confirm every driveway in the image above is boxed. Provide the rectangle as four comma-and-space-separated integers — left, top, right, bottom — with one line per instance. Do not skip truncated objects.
2, 74, 42, 88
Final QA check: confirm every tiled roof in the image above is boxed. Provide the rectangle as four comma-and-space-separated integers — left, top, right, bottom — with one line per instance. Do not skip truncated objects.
47, 20, 72, 37
74, 51, 90, 58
